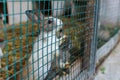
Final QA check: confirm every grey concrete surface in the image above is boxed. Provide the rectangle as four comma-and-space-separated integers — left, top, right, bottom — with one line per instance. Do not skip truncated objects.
95, 41, 120, 80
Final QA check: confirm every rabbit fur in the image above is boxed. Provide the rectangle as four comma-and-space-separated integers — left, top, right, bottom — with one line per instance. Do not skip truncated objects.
25, 10, 70, 80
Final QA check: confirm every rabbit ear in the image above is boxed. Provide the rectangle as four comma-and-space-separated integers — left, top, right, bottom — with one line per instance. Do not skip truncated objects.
34, 10, 44, 21
25, 10, 44, 24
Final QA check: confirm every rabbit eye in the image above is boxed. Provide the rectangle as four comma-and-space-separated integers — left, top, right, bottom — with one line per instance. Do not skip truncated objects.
48, 20, 53, 24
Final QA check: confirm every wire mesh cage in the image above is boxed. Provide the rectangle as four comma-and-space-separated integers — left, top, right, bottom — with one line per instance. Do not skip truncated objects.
0, 0, 98, 80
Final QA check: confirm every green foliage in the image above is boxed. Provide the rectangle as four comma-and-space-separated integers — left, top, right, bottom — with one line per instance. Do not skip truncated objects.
100, 67, 105, 74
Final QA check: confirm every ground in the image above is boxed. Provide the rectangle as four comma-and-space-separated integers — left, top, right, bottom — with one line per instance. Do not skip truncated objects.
94, 41, 120, 80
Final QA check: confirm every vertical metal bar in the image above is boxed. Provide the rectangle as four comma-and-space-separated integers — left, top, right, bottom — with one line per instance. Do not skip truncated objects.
97, 0, 102, 32
3, 0, 9, 79
117, 0, 120, 26
26, 1, 29, 80
12, 1, 17, 80
19, 1, 23, 79
90, 0, 100, 76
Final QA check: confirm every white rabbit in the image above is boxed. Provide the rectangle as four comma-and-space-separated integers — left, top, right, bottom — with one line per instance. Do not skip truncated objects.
25, 10, 69, 80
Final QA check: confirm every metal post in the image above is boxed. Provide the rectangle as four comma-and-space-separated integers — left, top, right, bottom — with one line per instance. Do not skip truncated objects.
90, 0, 100, 78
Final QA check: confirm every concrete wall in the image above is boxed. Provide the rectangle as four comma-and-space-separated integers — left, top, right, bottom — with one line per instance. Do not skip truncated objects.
100, 0, 120, 27
7, 2, 32, 24
7, 1, 64, 23
7, 0, 120, 25
96, 0, 120, 68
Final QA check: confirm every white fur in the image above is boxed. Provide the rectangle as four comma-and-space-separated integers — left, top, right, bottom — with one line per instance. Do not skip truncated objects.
0, 48, 3, 68
0, 48, 3, 57
29, 17, 63, 80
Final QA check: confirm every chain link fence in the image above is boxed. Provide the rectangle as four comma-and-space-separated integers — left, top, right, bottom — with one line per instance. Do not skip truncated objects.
0, 0, 99, 80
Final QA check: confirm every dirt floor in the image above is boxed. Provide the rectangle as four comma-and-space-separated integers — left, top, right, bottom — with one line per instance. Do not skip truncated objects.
94, 41, 120, 80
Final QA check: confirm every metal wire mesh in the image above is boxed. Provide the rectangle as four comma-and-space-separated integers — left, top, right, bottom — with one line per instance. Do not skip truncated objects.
0, 0, 98, 80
